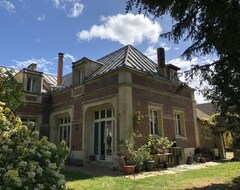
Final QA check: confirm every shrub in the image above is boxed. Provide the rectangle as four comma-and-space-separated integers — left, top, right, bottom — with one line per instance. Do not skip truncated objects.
0, 102, 69, 189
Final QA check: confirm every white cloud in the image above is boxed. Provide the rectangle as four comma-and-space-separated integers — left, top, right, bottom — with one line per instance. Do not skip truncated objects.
51, 0, 84, 18
67, 2, 83, 17
0, 0, 15, 13
36, 14, 46, 22
159, 42, 170, 51
144, 45, 157, 62
77, 13, 162, 45
12, 58, 54, 74
64, 53, 76, 62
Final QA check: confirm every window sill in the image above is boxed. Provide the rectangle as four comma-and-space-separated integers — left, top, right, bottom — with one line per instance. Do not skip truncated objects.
175, 135, 187, 140
150, 134, 163, 139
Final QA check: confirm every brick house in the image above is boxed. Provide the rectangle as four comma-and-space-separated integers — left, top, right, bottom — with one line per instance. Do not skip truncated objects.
4, 45, 200, 164
196, 103, 225, 158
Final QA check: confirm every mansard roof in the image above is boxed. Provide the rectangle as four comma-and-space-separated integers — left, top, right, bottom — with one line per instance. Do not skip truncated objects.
89, 44, 159, 79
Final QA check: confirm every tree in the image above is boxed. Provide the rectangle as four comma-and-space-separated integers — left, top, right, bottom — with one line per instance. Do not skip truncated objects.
206, 112, 240, 160
0, 102, 69, 189
0, 68, 25, 110
126, 0, 240, 113
126, 0, 240, 155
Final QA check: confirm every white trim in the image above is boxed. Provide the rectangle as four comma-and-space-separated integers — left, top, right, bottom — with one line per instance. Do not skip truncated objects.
174, 109, 186, 138
148, 105, 164, 136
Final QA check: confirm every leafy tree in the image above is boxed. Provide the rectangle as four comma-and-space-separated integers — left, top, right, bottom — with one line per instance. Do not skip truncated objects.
126, 0, 240, 156
0, 102, 69, 189
126, 0, 240, 113
0, 68, 25, 110
206, 112, 240, 160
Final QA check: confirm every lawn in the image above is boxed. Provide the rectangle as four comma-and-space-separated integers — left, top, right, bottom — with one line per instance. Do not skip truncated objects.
64, 161, 240, 190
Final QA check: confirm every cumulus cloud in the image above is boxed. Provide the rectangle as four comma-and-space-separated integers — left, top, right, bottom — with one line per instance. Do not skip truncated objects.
36, 14, 46, 22
159, 42, 170, 51
64, 53, 76, 62
168, 57, 215, 104
12, 58, 54, 74
0, 0, 15, 13
51, 0, 84, 17
67, 2, 84, 17
77, 13, 162, 45
144, 45, 157, 62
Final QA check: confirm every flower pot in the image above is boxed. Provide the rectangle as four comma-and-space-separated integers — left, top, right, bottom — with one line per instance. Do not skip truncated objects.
123, 165, 135, 174
145, 160, 154, 171
200, 157, 206, 163
135, 164, 143, 173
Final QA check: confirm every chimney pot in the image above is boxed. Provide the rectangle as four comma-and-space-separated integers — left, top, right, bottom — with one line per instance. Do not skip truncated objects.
57, 52, 64, 86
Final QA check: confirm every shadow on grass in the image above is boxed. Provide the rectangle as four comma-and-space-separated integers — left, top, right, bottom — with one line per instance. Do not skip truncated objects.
186, 176, 240, 190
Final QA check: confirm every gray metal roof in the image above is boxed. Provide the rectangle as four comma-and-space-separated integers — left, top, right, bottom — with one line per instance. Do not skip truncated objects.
0, 66, 19, 75
89, 45, 159, 79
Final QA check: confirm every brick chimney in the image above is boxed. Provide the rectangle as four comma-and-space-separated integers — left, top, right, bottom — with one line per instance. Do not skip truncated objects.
57, 52, 64, 86
157, 47, 166, 77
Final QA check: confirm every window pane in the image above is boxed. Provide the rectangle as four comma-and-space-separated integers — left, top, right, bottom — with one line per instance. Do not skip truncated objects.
107, 109, 112, 118
101, 110, 105, 119
59, 126, 63, 142
95, 111, 99, 120
27, 78, 32, 91
94, 123, 99, 154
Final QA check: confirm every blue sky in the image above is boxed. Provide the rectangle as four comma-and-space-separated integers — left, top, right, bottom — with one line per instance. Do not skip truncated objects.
0, 0, 214, 103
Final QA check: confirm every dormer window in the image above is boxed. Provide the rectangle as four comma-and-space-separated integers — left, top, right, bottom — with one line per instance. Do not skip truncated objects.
169, 69, 178, 82
27, 77, 36, 92
73, 68, 83, 85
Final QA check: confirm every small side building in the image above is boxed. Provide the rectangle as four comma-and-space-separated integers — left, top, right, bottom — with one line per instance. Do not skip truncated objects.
196, 103, 226, 158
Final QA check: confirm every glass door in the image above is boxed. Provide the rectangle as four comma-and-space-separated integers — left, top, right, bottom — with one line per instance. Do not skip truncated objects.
93, 109, 114, 161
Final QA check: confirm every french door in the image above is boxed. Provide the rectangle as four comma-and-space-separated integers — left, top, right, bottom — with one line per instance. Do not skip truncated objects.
93, 109, 114, 161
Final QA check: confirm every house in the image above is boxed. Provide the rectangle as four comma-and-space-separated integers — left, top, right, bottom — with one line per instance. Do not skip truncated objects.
4, 45, 200, 165
196, 103, 225, 158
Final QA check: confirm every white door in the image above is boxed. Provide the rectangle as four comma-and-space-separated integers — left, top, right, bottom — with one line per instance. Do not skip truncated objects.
93, 109, 114, 161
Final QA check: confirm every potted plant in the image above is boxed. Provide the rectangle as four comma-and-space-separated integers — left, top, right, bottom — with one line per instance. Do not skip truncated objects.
147, 135, 174, 154
132, 148, 145, 173
139, 144, 154, 171
119, 139, 136, 174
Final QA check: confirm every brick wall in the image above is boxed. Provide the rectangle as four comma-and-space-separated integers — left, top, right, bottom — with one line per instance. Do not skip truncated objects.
131, 72, 196, 149
198, 120, 216, 149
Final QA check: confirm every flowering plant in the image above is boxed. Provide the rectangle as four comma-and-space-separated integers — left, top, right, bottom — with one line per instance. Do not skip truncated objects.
0, 102, 69, 189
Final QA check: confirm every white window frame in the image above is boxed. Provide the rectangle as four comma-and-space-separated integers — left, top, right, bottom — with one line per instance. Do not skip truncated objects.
26, 77, 36, 92
174, 110, 186, 138
59, 116, 71, 147
21, 117, 38, 126
149, 106, 163, 137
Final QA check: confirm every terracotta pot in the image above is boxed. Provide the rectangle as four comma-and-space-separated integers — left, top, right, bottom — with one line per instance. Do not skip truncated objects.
123, 165, 135, 174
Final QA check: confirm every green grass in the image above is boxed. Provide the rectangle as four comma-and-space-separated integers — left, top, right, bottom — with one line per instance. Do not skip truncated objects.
64, 161, 240, 190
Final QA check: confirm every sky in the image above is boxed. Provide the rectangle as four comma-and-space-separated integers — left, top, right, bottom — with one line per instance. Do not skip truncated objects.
0, 0, 215, 103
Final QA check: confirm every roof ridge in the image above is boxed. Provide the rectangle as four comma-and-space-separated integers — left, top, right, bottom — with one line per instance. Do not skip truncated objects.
123, 44, 131, 66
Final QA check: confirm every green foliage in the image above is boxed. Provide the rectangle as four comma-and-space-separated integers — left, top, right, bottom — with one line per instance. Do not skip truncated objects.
120, 139, 150, 164
133, 111, 144, 126
146, 135, 174, 154
0, 68, 25, 110
126, 0, 240, 116
0, 102, 69, 189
